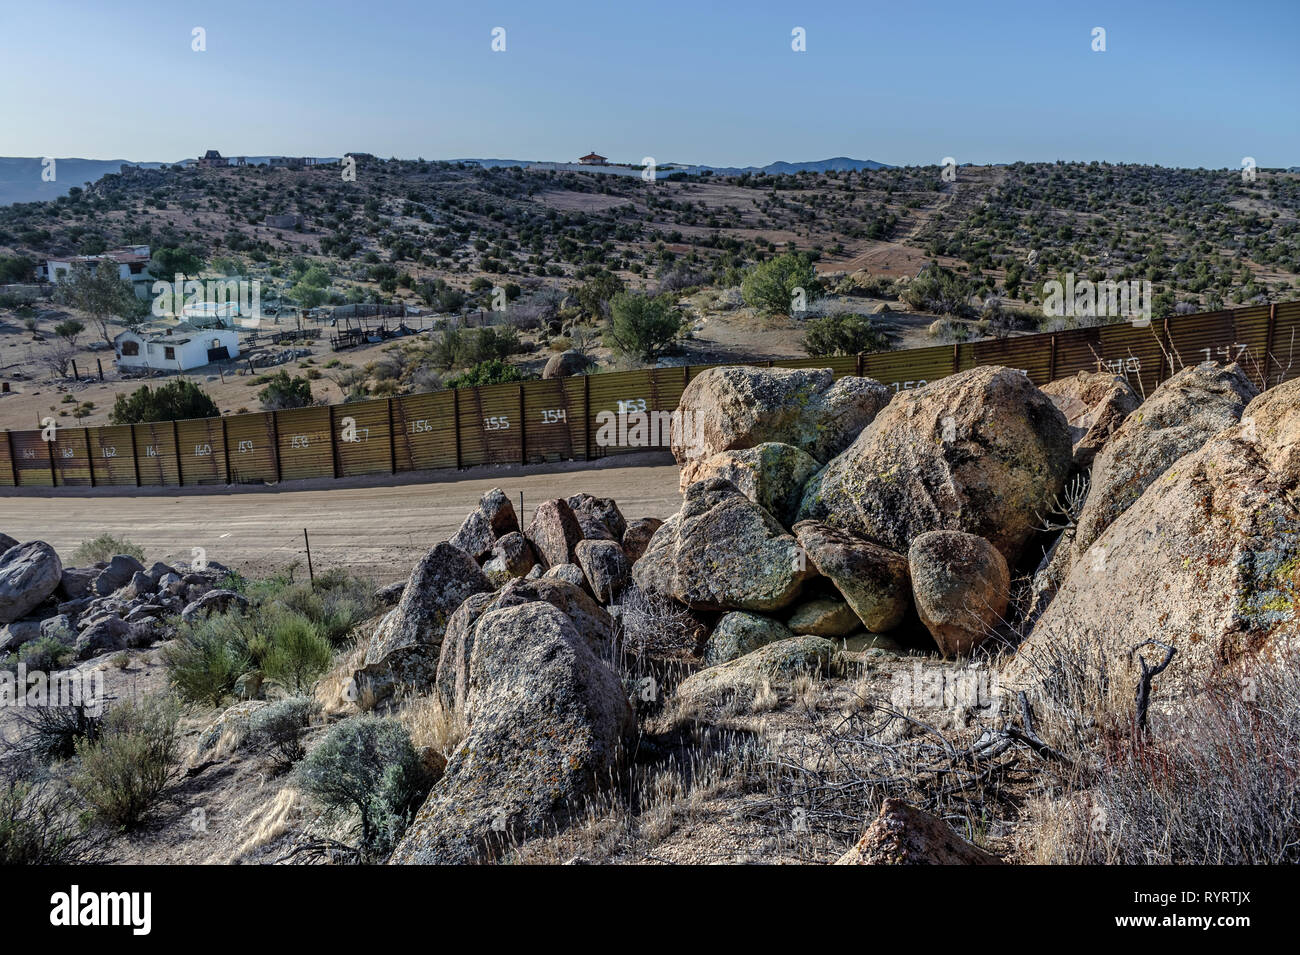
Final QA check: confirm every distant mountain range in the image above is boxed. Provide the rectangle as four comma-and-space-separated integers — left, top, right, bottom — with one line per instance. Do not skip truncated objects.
458, 156, 896, 175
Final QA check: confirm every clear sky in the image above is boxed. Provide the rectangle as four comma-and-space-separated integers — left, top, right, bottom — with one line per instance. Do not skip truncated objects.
1, 0, 1297, 168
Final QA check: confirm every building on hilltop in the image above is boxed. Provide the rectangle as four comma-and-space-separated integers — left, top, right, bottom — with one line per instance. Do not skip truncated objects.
578, 151, 608, 165
198, 149, 227, 168
44, 245, 154, 298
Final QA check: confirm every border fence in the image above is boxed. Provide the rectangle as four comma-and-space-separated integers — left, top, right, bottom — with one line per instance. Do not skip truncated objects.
1, 301, 1297, 491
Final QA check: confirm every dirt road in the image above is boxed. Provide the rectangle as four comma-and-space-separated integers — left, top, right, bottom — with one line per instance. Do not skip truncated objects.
0, 454, 683, 584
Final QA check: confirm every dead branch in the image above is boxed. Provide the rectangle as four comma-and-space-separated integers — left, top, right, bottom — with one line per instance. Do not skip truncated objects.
1129, 639, 1176, 733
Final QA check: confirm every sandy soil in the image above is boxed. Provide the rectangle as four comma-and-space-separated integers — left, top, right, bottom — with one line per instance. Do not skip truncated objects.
0, 454, 683, 584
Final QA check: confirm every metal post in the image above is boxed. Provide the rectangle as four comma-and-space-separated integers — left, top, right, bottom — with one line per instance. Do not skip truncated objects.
304, 528, 315, 587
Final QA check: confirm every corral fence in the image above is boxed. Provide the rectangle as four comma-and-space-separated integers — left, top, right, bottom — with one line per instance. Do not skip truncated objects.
2, 301, 1297, 491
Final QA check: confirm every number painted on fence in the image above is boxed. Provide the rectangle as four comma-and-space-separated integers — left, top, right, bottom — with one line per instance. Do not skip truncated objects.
1201, 343, 1248, 363
102, 446, 117, 458
890, 380, 928, 393
146, 445, 159, 457
409, 419, 433, 434
21, 448, 35, 459
194, 444, 212, 456
484, 415, 510, 431
540, 409, 567, 424
291, 434, 310, 448
236, 440, 254, 453
617, 399, 647, 414
61, 447, 73, 458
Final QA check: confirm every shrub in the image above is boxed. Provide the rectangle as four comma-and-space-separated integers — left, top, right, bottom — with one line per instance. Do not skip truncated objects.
444, 358, 531, 389
900, 266, 974, 317
72, 696, 182, 829
802, 313, 892, 357
71, 533, 145, 565
296, 716, 433, 860
164, 616, 253, 706
0, 763, 110, 864
258, 370, 313, 410
248, 696, 319, 769
109, 380, 219, 425
260, 611, 334, 694
7, 636, 73, 675
741, 253, 819, 316
17, 705, 103, 763
606, 292, 684, 363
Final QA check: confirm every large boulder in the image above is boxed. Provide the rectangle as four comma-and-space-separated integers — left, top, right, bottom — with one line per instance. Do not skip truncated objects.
621, 518, 664, 564
392, 602, 632, 864
793, 521, 911, 632
542, 349, 594, 379
688, 443, 820, 527
353, 543, 492, 704
672, 635, 835, 710
74, 614, 131, 659
180, 589, 249, 621
673, 366, 890, 488
58, 567, 98, 601
1, 619, 43, 652
481, 531, 536, 583
1007, 376, 1300, 711
0, 533, 18, 555
435, 577, 616, 724
574, 539, 630, 603
0, 542, 63, 625
449, 488, 519, 561
797, 366, 1072, 565
526, 498, 584, 569
835, 798, 1003, 865
1069, 361, 1258, 567
1041, 371, 1140, 470
786, 597, 861, 637
566, 493, 627, 540
908, 531, 1009, 657
632, 478, 814, 613
92, 554, 147, 597
701, 611, 795, 666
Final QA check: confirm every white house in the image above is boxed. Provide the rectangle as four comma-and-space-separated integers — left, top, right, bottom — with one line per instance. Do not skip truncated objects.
114, 323, 240, 372
47, 245, 154, 299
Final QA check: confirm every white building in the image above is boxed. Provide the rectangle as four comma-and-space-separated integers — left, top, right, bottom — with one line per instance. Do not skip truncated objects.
114, 323, 240, 372
46, 246, 154, 299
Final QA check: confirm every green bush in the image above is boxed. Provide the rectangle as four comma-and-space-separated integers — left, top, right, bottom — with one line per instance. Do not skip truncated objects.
0, 764, 109, 864
260, 610, 333, 694
899, 266, 975, 317
109, 380, 219, 425
741, 253, 819, 316
71, 533, 145, 565
802, 313, 892, 357
445, 358, 531, 389
164, 617, 253, 706
296, 717, 432, 860
607, 292, 684, 363
72, 696, 182, 830
248, 697, 319, 769
258, 370, 313, 411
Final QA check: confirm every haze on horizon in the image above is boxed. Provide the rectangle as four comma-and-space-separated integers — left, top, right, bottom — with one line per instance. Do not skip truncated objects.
1, 0, 1297, 169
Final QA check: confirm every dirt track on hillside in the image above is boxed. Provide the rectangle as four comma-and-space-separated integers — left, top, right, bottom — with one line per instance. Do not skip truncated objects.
0, 454, 683, 584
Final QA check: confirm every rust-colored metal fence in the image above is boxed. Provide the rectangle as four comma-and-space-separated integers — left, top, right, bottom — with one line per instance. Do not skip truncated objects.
2, 301, 1297, 491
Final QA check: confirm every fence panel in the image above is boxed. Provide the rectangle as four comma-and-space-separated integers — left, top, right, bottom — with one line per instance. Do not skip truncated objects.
87, 425, 137, 485
868, 343, 957, 394
10, 431, 52, 487
1165, 310, 1239, 374
334, 399, 393, 477
1271, 301, 1300, 385
587, 369, 658, 459
224, 412, 278, 484
972, 335, 1053, 386
175, 418, 227, 486
523, 378, 577, 464
459, 383, 521, 467
0, 436, 12, 487
132, 422, 180, 486
53, 428, 92, 486
391, 391, 458, 472
275, 407, 333, 481
1093, 323, 1166, 399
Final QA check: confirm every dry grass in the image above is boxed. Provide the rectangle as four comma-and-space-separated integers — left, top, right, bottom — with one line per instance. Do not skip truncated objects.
395, 693, 464, 760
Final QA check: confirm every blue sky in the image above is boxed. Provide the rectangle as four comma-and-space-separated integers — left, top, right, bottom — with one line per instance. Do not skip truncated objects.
1, 0, 1297, 167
